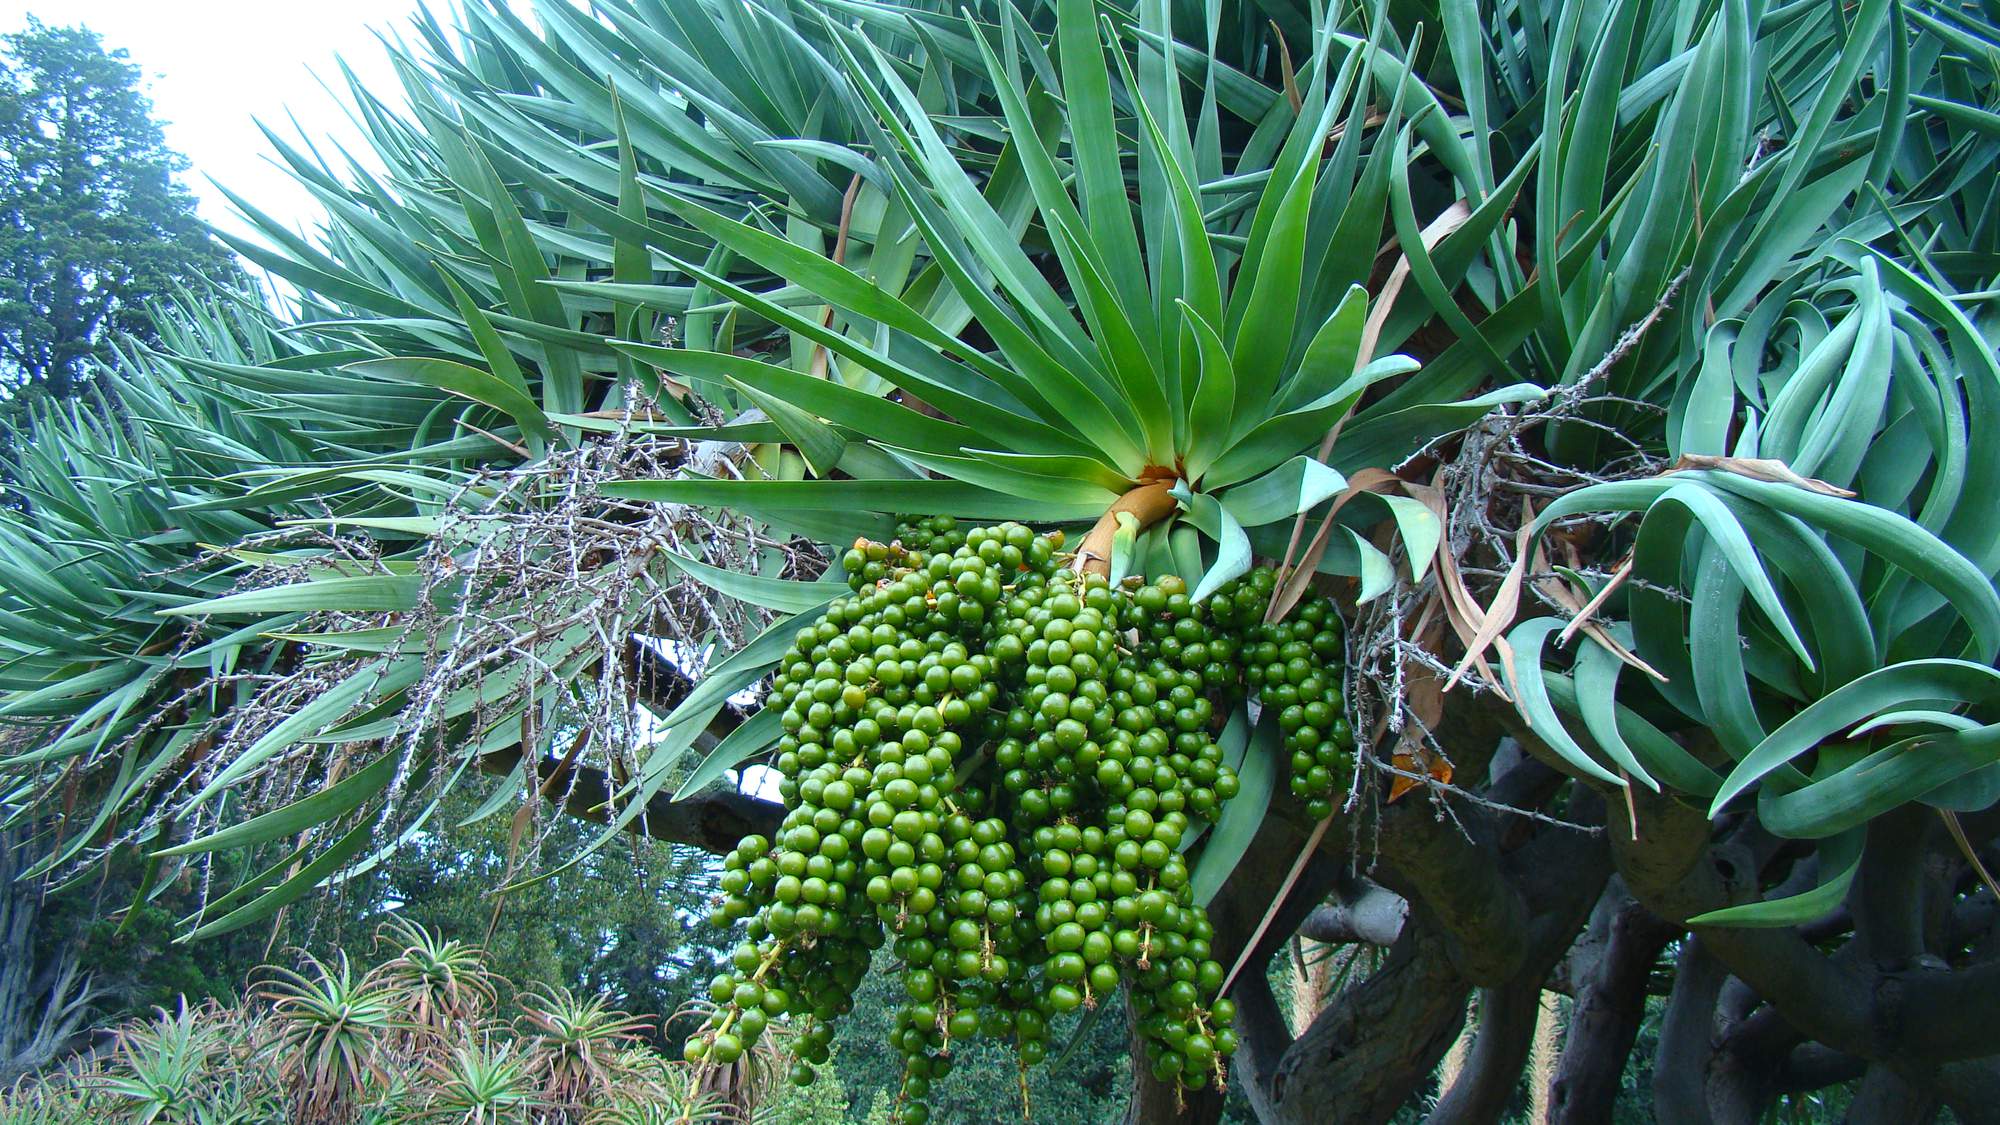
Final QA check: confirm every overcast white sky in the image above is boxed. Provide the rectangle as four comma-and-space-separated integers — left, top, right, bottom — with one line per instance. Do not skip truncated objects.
0, 0, 432, 242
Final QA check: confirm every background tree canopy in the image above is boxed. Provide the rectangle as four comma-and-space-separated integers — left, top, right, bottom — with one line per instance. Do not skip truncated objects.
0, 0, 1997, 1121
0, 19, 237, 410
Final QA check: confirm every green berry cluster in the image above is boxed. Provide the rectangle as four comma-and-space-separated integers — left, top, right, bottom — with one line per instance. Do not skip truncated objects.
888, 514, 968, 559
1206, 567, 1357, 820
688, 522, 1349, 1119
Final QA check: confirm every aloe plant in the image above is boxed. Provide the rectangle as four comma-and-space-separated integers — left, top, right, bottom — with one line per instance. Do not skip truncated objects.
0, 0, 1997, 1119
0, 923, 757, 1125
91, 1002, 235, 1125
254, 953, 402, 1124
513, 987, 654, 1112
372, 918, 504, 1037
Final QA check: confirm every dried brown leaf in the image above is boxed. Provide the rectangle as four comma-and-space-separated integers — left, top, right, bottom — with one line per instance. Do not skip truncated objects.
1942, 810, 2000, 906
807, 174, 865, 382
1542, 550, 1667, 682
1411, 481, 1509, 698
1274, 25, 1302, 112
1354, 201, 1473, 389
1443, 499, 1536, 692
1667, 454, 1855, 497
456, 418, 533, 459
1387, 752, 1453, 802
1387, 672, 1448, 803
1556, 553, 1632, 646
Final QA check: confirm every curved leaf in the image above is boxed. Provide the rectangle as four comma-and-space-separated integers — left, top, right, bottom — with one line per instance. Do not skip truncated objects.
1505, 618, 1627, 786
673, 706, 782, 801
1190, 707, 1279, 906
664, 549, 847, 614
346, 358, 552, 441
1687, 831, 1862, 927
1711, 659, 2000, 814
157, 751, 412, 858
1219, 456, 1348, 528
158, 575, 422, 619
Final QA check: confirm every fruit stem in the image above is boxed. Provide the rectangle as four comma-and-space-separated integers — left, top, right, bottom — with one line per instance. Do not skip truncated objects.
750, 941, 785, 983
1074, 481, 1179, 578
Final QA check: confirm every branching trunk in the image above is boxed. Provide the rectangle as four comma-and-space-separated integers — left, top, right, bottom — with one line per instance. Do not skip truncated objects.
1927, 1059, 2000, 1125
1216, 705, 1604, 1124
1265, 907, 1471, 1125
1845, 1064, 1938, 1124
1233, 969, 1296, 1123
1133, 632, 2000, 1125
0, 828, 99, 1084
1298, 879, 1407, 947
1612, 787, 2000, 1065
1549, 878, 1677, 1124
1433, 794, 1611, 1125
1427, 980, 1541, 1125
1652, 938, 1724, 1125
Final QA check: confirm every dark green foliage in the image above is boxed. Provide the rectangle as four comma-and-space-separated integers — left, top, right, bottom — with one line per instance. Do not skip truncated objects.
830, 944, 1133, 1124
0, 19, 237, 408
63, 889, 264, 1020
331, 786, 733, 1040
0, 823, 269, 1082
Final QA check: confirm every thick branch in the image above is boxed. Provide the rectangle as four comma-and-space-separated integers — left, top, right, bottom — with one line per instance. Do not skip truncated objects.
1778, 1044, 1865, 1094
1368, 724, 1576, 988
1653, 938, 1725, 1125
1372, 787, 1526, 985
475, 741, 779, 854
1927, 1059, 2000, 1125
1611, 789, 1887, 1058
1428, 980, 1543, 1125
1548, 877, 1678, 1124
1848, 1064, 1939, 1124
1434, 795, 1610, 1123
1263, 906, 1471, 1125
1232, 968, 1294, 1106
1376, 804, 1528, 980
1298, 879, 1407, 946
629, 638, 756, 733
1260, 788, 1606, 1123
1855, 806, 1933, 964
1613, 786, 2000, 1072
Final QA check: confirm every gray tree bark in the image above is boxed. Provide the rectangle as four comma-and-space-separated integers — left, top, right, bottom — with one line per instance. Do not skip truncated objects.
1547, 878, 1676, 1124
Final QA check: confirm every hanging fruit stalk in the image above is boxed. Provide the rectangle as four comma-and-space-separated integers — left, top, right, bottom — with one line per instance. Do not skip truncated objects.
686, 518, 1357, 1119
1072, 481, 1180, 579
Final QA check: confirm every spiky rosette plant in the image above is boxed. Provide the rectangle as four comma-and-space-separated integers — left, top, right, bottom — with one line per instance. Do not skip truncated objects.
601, 0, 1504, 567
572, 6, 1508, 1108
